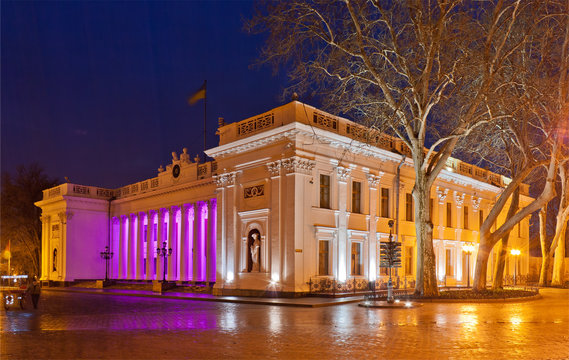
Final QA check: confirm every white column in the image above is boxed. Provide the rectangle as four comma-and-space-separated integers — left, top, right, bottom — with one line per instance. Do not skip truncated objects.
207, 199, 216, 283
192, 203, 199, 282
268, 161, 282, 283
336, 166, 351, 282
194, 201, 205, 282
167, 207, 176, 281
145, 210, 155, 280
118, 215, 125, 279
156, 208, 165, 281
179, 204, 189, 281
136, 212, 145, 280
367, 173, 381, 281
127, 213, 137, 279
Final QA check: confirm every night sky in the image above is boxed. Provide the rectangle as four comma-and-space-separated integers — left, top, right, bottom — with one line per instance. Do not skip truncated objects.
2, 1, 287, 189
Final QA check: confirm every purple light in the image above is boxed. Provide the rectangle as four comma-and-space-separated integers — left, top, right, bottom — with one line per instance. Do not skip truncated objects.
210, 199, 217, 282
200, 201, 206, 282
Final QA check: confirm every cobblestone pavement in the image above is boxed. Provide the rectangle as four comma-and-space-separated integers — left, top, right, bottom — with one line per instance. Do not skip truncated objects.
1, 288, 568, 359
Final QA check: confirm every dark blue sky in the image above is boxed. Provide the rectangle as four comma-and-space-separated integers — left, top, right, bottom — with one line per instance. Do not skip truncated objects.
1, 1, 287, 188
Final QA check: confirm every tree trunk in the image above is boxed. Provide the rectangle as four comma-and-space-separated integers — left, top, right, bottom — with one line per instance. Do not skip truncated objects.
473, 240, 490, 290
551, 227, 566, 286
539, 207, 550, 286
492, 188, 519, 289
539, 255, 552, 286
413, 173, 438, 296
492, 236, 509, 289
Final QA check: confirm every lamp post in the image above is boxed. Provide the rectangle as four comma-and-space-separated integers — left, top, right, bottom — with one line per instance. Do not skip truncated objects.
157, 241, 172, 283
100, 246, 113, 282
462, 243, 474, 288
510, 249, 521, 286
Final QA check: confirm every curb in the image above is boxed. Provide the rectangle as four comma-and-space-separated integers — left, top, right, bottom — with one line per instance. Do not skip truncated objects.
415, 293, 542, 303
42, 288, 363, 308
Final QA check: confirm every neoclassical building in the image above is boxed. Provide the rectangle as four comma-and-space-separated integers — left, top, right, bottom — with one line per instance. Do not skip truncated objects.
36, 101, 531, 294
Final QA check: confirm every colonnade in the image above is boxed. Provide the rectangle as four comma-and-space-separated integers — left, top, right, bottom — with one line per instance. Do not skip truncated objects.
112, 199, 216, 283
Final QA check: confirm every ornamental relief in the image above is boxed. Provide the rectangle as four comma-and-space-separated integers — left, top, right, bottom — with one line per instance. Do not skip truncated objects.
244, 184, 265, 199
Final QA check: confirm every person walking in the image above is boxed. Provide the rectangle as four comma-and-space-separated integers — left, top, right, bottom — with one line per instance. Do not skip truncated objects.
28, 275, 41, 309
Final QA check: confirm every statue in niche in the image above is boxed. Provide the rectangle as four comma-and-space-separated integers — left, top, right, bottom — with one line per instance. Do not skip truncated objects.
247, 229, 261, 272
251, 233, 260, 272
52, 248, 57, 272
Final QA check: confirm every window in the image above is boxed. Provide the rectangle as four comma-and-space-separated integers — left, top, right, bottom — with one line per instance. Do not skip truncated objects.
464, 206, 469, 230
405, 246, 413, 276
446, 202, 452, 227
318, 241, 330, 276
351, 242, 362, 275
479, 210, 484, 230
380, 188, 390, 218
320, 174, 331, 209
406, 193, 413, 221
429, 198, 434, 222
445, 249, 453, 277
352, 181, 362, 213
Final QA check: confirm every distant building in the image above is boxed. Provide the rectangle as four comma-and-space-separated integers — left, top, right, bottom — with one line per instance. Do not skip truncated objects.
35, 101, 531, 294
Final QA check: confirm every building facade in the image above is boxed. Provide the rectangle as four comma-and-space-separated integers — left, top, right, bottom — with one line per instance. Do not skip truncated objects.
35, 101, 531, 294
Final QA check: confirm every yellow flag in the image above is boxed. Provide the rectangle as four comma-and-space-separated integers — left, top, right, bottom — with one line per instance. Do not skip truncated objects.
188, 81, 206, 105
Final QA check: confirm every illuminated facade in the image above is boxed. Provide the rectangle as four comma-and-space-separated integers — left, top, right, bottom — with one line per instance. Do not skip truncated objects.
36, 101, 531, 294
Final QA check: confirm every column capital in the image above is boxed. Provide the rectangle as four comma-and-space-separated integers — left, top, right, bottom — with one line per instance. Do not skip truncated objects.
266, 160, 282, 176
436, 186, 449, 204
336, 166, 352, 183
471, 196, 482, 212
454, 191, 465, 208
366, 172, 384, 189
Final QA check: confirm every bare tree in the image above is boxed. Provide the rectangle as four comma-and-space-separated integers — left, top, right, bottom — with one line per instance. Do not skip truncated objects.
249, 0, 537, 295
544, 160, 569, 285
468, 0, 569, 290
1, 164, 59, 277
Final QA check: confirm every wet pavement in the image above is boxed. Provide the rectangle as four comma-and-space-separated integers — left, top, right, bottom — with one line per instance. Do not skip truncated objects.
1, 288, 568, 359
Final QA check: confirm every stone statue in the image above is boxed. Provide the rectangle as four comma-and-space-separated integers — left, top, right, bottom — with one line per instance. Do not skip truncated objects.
251, 233, 260, 272
172, 151, 179, 161
52, 248, 57, 272
180, 148, 190, 163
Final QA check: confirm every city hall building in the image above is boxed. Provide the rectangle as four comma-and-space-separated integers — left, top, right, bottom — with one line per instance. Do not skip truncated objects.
35, 101, 531, 295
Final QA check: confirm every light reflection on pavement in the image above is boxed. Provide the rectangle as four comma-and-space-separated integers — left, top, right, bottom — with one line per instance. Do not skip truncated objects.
1, 288, 568, 359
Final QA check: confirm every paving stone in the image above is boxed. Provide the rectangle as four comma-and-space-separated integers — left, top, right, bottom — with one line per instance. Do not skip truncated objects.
1, 288, 568, 359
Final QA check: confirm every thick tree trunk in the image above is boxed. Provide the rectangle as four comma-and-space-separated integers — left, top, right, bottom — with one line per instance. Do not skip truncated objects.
539, 207, 550, 286
473, 240, 490, 290
492, 236, 509, 289
413, 173, 438, 296
539, 255, 552, 286
551, 227, 566, 286
492, 189, 518, 289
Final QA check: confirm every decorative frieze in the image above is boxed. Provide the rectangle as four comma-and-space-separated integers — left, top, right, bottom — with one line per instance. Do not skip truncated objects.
281, 156, 315, 174
436, 186, 449, 204
244, 184, 265, 199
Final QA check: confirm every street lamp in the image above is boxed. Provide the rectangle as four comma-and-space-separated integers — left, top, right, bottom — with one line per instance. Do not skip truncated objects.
462, 243, 475, 288
157, 241, 172, 283
510, 249, 521, 286
100, 246, 114, 282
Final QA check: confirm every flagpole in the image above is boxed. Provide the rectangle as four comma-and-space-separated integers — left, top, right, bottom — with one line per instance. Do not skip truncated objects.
203, 80, 207, 155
